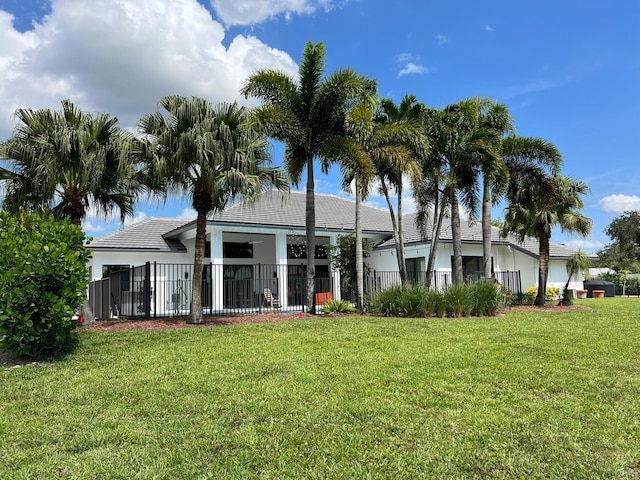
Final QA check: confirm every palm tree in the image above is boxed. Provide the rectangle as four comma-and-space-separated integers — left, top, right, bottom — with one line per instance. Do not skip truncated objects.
502, 173, 592, 306
242, 41, 369, 313
561, 250, 592, 305
0, 100, 137, 226
374, 95, 428, 283
137, 96, 288, 324
475, 99, 513, 279
420, 100, 490, 284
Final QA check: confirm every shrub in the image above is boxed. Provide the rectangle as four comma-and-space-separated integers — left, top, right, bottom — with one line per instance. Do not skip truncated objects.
443, 284, 474, 318
369, 284, 403, 317
321, 299, 356, 314
369, 282, 509, 318
522, 286, 561, 305
0, 212, 91, 359
469, 282, 509, 316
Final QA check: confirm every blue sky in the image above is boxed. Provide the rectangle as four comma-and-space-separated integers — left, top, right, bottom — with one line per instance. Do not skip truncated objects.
0, 0, 638, 253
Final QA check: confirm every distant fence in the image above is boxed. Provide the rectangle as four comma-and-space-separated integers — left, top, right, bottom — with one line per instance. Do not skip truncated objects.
362, 270, 522, 302
88, 264, 523, 319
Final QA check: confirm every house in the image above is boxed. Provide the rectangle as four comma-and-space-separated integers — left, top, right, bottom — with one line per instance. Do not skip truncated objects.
86, 191, 583, 317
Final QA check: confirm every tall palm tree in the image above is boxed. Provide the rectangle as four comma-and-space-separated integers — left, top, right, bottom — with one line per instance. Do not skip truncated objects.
242, 41, 369, 313
137, 96, 288, 324
502, 173, 592, 306
475, 99, 513, 279
338, 101, 376, 312
374, 95, 428, 283
0, 100, 137, 226
420, 100, 490, 284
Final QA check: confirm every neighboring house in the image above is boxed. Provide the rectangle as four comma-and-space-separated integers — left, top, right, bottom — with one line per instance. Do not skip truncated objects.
86, 191, 583, 317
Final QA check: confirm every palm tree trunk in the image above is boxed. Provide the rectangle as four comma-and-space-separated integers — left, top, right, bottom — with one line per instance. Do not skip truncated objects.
305, 156, 316, 314
380, 181, 406, 284
425, 194, 446, 288
188, 210, 207, 324
482, 178, 493, 278
397, 183, 408, 283
355, 180, 364, 313
535, 233, 551, 306
450, 186, 464, 284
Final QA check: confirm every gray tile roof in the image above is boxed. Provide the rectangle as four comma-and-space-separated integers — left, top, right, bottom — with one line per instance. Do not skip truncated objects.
88, 193, 580, 260
378, 213, 580, 259
87, 218, 189, 251
208, 191, 394, 233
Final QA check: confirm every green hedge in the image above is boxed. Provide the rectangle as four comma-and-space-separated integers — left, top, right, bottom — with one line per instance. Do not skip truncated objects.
368, 282, 509, 318
0, 212, 91, 359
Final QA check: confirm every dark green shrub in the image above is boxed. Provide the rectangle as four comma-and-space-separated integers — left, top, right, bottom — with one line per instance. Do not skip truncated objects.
369, 284, 403, 317
398, 284, 427, 317
470, 282, 508, 316
321, 299, 356, 314
443, 284, 474, 318
0, 212, 90, 359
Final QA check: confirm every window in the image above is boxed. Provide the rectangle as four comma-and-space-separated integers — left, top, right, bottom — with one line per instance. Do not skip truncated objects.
102, 265, 130, 278
450, 256, 493, 278
406, 257, 425, 283
287, 244, 329, 259
223, 242, 253, 258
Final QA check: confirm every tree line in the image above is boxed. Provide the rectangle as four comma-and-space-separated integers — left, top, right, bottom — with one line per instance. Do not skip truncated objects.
0, 41, 592, 320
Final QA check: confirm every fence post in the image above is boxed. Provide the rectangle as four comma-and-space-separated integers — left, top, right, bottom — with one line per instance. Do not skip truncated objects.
144, 262, 151, 319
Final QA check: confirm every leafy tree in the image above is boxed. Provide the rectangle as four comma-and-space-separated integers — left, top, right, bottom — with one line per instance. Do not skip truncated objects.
0, 100, 137, 226
242, 41, 368, 313
502, 173, 592, 306
137, 96, 288, 324
0, 212, 90, 359
328, 234, 374, 304
596, 211, 640, 272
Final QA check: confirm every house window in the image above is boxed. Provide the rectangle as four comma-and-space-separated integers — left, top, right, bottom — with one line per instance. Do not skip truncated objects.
450, 256, 493, 279
406, 257, 425, 283
223, 242, 253, 258
205, 241, 211, 258
287, 244, 329, 259
102, 265, 130, 278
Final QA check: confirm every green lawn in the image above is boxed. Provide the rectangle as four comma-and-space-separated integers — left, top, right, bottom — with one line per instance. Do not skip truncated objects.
2, 298, 639, 479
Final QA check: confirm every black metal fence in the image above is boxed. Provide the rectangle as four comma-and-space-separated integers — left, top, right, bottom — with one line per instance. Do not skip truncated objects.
88, 263, 523, 320
362, 270, 522, 301
88, 262, 341, 319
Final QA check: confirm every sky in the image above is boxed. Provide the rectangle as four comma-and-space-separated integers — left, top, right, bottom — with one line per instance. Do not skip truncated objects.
0, 0, 638, 253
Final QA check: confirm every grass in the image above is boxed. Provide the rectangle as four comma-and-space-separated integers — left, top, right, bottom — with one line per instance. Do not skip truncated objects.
2, 298, 639, 479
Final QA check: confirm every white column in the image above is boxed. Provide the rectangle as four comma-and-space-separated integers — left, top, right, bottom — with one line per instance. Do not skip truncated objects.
329, 234, 341, 301
275, 231, 288, 309
211, 227, 224, 310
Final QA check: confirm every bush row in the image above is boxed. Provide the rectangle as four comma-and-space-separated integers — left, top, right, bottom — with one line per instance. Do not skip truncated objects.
368, 282, 510, 318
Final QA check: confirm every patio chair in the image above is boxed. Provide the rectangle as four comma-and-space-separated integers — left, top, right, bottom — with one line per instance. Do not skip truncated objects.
263, 288, 281, 309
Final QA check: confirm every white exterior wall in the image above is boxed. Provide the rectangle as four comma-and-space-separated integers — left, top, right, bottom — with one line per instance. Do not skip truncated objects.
366, 242, 572, 293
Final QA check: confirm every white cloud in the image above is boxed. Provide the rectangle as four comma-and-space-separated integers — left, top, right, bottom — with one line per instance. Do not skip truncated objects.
211, 0, 321, 26
561, 238, 604, 253
178, 207, 198, 219
485, 24, 493, 32
398, 62, 428, 78
436, 33, 450, 45
123, 211, 149, 227
0, 0, 299, 138
82, 220, 106, 234
599, 194, 640, 213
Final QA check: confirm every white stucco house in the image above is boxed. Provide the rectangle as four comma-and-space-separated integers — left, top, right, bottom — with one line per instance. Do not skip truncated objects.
86, 191, 583, 317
